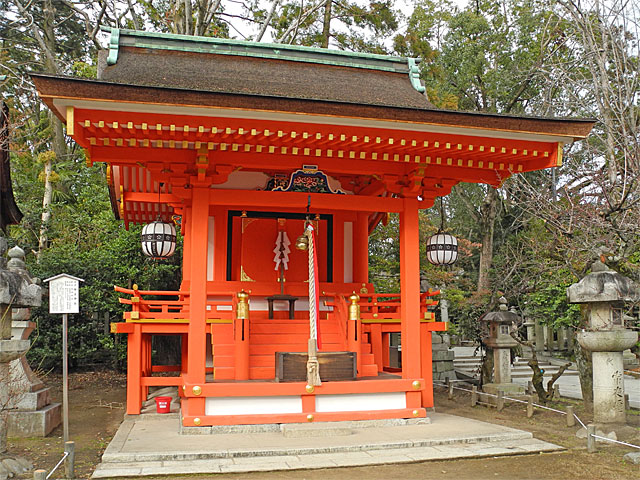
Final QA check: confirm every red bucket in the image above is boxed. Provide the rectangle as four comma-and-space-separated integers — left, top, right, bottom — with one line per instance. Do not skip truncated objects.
155, 396, 172, 414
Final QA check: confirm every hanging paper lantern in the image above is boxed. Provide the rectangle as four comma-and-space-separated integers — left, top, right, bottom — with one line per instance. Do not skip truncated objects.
426, 232, 458, 265
141, 220, 176, 259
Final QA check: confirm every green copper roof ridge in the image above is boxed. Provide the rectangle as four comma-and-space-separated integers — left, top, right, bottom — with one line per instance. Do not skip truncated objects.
100, 26, 415, 68
407, 58, 426, 94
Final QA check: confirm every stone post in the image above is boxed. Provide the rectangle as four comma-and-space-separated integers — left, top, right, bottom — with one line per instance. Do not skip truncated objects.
534, 318, 545, 353
524, 317, 535, 343
567, 260, 639, 425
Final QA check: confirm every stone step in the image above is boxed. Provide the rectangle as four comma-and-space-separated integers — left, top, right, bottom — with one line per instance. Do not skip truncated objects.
92, 414, 563, 478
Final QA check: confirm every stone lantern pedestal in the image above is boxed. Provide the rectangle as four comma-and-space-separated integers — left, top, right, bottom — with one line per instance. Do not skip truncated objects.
567, 261, 639, 425
482, 298, 524, 396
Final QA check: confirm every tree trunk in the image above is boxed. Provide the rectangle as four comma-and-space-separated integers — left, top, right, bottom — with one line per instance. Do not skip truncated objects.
573, 338, 593, 412
321, 0, 332, 48
481, 345, 493, 386
36, 0, 66, 259
477, 187, 498, 292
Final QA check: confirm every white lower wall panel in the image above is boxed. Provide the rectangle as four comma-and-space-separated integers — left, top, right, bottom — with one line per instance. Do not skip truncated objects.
315, 392, 406, 413
205, 395, 303, 416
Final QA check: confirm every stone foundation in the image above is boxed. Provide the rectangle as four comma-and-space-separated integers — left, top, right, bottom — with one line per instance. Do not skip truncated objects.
8, 402, 61, 437
432, 333, 456, 382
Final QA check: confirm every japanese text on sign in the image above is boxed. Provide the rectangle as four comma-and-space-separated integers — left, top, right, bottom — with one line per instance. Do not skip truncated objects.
49, 278, 80, 314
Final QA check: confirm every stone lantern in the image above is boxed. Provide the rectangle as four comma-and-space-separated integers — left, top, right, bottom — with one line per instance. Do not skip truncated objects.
0, 239, 43, 458
482, 297, 524, 395
567, 260, 639, 424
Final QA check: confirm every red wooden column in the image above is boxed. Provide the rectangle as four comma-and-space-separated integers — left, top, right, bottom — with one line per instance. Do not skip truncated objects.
183, 186, 210, 420
352, 213, 369, 283
399, 198, 422, 408
420, 322, 434, 407
370, 323, 384, 372
126, 324, 142, 414
382, 332, 390, 369
181, 205, 192, 289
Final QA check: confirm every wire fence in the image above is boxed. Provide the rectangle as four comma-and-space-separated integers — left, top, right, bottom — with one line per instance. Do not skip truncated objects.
45, 451, 68, 480
434, 380, 639, 452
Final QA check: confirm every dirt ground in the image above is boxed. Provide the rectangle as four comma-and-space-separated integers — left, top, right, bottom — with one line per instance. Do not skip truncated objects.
6, 372, 640, 480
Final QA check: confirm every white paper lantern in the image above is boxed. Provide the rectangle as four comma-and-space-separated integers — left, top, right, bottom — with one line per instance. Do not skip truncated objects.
426, 232, 458, 265
141, 220, 176, 259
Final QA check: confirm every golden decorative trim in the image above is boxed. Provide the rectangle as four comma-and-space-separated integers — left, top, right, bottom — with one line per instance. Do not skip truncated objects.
240, 265, 255, 282
305, 384, 315, 394
192, 386, 202, 396
66, 106, 74, 136
241, 216, 256, 233
193, 417, 201, 426
556, 142, 563, 166
306, 414, 314, 422
412, 380, 421, 390
412, 409, 419, 417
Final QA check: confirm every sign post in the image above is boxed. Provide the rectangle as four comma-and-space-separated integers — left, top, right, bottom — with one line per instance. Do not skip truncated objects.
44, 274, 84, 443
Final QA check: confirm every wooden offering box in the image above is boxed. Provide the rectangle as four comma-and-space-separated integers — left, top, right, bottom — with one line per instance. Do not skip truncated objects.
275, 352, 356, 382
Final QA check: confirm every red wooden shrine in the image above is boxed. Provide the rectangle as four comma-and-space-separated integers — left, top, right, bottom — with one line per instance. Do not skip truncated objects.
33, 28, 593, 427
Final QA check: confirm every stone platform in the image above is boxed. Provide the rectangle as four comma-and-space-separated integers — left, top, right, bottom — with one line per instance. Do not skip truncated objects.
92, 412, 562, 478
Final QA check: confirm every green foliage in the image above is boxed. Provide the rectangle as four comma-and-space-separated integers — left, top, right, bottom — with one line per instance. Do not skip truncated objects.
527, 277, 582, 329
368, 213, 400, 292
443, 287, 491, 342
8, 146, 182, 371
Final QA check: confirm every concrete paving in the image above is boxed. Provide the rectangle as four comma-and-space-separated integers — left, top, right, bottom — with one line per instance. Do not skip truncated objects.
92, 412, 562, 478
452, 346, 640, 409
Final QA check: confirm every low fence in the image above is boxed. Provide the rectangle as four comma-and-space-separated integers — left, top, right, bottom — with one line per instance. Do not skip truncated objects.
434, 380, 640, 454
33, 441, 75, 479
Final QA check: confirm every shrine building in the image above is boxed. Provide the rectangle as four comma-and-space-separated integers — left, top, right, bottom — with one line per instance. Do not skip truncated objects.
33, 28, 593, 428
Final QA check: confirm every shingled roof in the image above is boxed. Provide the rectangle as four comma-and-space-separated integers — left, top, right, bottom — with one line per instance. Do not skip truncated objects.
98, 28, 434, 110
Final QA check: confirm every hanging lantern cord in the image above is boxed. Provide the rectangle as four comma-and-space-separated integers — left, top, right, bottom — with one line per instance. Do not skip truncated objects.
439, 196, 445, 233
157, 183, 163, 221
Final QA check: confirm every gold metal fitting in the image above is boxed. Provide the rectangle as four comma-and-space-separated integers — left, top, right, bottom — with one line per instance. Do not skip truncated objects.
192, 385, 202, 396
193, 417, 201, 426
412, 409, 420, 417
412, 380, 421, 390
182, 385, 186, 391
305, 384, 315, 394
306, 414, 314, 422
132, 284, 138, 291
236, 290, 250, 320
295, 234, 309, 251
348, 292, 360, 321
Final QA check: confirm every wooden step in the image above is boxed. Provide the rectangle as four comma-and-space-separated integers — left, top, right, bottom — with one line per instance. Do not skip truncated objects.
213, 366, 234, 380
359, 364, 379, 377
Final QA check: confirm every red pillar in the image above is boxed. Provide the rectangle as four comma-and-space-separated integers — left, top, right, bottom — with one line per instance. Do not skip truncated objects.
400, 198, 421, 380
181, 205, 192, 289
420, 323, 434, 407
382, 333, 390, 369
352, 213, 369, 283
126, 324, 142, 414
183, 186, 209, 419
370, 323, 384, 372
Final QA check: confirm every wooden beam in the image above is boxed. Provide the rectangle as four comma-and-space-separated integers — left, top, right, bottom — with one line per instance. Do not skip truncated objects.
208, 189, 406, 212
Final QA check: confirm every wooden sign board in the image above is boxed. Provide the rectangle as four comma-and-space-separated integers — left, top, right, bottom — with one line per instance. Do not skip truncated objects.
44, 274, 84, 314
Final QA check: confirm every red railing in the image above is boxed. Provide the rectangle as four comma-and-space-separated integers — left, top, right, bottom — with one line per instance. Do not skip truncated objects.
114, 285, 235, 323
